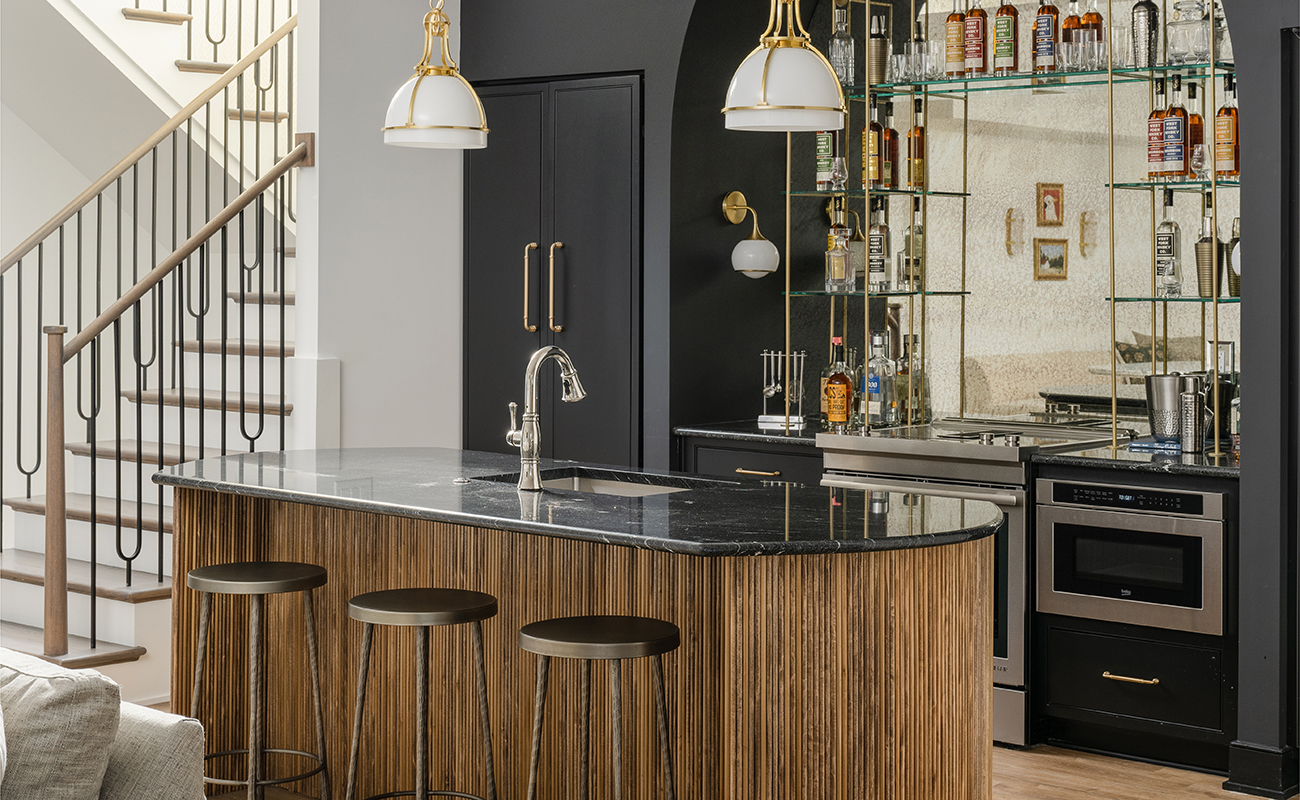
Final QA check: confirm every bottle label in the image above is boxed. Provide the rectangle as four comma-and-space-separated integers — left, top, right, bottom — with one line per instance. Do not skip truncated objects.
820, 377, 829, 414
965, 16, 985, 70
868, 371, 881, 396
1215, 116, 1237, 171
1163, 116, 1186, 175
882, 158, 893, 186
910, 158, 925, 188
946, 20, 965, 72
994, 16, 1016, 68
827, 383, 850, 424
1147, 118, 1165, 174
867, 129, 881, 183
869, 232, 886, 276
827, 251, 847, 281
816, 132, 833, 188
1156, 232, 1176, 276
1034, 14, 1056, 66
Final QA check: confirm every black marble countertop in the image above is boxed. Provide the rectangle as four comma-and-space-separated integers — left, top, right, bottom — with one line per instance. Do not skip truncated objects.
673, 421, 817, 447
1033, 447, 1240, 478
154, 448, 1001, 557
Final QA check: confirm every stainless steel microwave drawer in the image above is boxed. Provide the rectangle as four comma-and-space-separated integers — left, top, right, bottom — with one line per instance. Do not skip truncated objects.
1045, 626, 1222, 731
693, 446, 823, 485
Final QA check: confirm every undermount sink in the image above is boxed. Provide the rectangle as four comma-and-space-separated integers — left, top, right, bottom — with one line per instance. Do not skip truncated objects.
478, 466, 730, 497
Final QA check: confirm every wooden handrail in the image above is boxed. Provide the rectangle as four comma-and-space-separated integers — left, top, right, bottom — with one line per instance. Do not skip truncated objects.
0, 14, 298, 275
63, 140, 310, 360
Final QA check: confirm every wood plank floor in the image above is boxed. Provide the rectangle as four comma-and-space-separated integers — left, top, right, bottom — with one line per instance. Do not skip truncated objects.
994, 746, 1250, 799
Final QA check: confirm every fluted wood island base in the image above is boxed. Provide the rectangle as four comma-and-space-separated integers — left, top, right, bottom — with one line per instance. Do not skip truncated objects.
162, 449, 996, 799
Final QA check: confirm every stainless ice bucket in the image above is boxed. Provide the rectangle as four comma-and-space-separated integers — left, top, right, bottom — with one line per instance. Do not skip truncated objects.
1145, 373, 1183, 442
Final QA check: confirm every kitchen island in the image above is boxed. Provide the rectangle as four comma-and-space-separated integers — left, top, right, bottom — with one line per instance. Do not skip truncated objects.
156, 447, 1000, 799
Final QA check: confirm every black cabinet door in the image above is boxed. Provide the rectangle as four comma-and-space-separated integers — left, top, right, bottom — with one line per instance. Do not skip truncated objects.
547, 76, 641, 467
463, 85, 547, 455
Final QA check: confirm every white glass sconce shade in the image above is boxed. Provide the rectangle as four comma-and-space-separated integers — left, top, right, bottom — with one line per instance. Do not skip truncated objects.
732, 238, 781, 278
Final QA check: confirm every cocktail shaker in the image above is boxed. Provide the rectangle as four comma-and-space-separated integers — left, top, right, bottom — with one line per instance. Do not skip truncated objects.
1145, 373, 1183, 442
1180, 390, 1204, 453
1131, 0, 1160, 69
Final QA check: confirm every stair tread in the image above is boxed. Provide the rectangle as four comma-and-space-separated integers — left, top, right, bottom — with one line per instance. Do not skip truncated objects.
226, 291, 296, 306
67, 439, 221, 466
122, 388, 293, 415
0, 621, 147, 669
121, 8, 191, 24
228, 109, 290, 123
4, 493, 172, 534
175, 59, 232, 74
179, 339, 295, 357
1, 549, 171, 603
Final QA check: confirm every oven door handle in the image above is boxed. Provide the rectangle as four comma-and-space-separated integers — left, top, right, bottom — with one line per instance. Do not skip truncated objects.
820, 476, 1021, 507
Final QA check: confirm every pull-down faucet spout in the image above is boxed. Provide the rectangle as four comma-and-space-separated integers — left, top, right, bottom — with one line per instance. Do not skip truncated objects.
506, 346, 586, 491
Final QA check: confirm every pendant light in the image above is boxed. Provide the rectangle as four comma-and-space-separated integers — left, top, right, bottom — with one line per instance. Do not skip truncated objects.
383, 0, 488, 149
722, 0, 847, 132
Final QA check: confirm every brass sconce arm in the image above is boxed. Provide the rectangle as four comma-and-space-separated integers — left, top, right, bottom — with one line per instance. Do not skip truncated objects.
723, 191, 766, 240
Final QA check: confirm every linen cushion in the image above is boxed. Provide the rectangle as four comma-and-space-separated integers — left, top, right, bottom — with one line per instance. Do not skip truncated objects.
0, 647, 120, 800
99, 702, 205, 800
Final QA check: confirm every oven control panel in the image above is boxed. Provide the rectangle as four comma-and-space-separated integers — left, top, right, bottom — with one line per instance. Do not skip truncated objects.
1052, 482, 1206, 516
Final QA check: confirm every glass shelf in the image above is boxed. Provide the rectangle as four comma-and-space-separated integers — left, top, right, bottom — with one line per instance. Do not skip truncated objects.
1108, 179, 1241, 191
786, 290, 970, 298
786, 188, 970, 199
846, 62, 1233, 99
1109, 296, 1241, 303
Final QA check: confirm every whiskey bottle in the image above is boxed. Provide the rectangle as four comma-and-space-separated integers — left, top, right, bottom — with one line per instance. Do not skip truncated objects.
1215, 74, 1239, 177
868, 198, 892, 292
824, 337, 855, 432
816, 131, 835, 191
829, 0, 855, 86
1147, 78, 1167, 181
993, 0, 1019, 75
1164, 75, 1189, 180
1155, 189, 1183, 298
848, 210, 868, 288
907, 99, 927, 190
866, 332, 898, 427
865, 96, 884, 189
883, 101, 900, 188
903, 196, 925, 291
1195, 193, 1220, 298
1187, 82, 1205, 157
965, 0, 988, 75
1130, 0, 1159, 69
1034, 2, 1060, 73
825, 204, 855, 294
946, 0, 967, 78
1062, 0, 1082, 46
895, 334, 932, 423
1081, 0, 1104, 43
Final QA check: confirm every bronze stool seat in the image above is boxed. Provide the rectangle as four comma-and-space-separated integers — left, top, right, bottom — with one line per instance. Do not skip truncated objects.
518, 615, 680, 800
344, 588, 499, 800
186, 561, 330, 800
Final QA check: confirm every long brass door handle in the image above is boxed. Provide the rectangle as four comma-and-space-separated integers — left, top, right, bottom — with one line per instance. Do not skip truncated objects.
735, 468, 781, 477
523, 243, 539, 332
1102, 671, 1160, 686
549, 242, 565, 332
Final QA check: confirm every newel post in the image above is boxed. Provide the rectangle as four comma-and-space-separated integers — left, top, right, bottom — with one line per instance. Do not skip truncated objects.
43, 325, 68, 657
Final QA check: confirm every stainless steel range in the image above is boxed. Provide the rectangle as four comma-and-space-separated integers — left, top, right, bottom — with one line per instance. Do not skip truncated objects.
817, 416, 1131, 745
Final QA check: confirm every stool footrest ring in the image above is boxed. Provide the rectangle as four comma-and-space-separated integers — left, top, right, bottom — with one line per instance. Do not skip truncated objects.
202, 747, 326, 787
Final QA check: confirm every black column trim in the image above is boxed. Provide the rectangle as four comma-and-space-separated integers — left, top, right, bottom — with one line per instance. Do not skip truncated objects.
1225, 741, 1300, 799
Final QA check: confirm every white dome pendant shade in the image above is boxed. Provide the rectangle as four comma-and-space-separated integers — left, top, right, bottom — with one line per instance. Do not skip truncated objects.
383, 0, 488, 149
723, 0, 847, 132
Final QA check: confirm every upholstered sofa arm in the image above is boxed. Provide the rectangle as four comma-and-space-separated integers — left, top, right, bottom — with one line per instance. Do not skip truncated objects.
98, 702, 204, 800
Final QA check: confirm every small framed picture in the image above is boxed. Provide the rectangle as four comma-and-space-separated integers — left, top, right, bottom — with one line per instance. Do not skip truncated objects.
1037, 183, 1064, 227
1034, 238, 1069, 281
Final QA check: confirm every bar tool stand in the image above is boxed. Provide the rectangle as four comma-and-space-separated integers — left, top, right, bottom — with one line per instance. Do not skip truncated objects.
758, 350, 807, 432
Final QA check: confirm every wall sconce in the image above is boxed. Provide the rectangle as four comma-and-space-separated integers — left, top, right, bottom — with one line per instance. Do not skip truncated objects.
1005, 208, 1025, 256
1079, 211, 1096, 256
723, 191, 780, 278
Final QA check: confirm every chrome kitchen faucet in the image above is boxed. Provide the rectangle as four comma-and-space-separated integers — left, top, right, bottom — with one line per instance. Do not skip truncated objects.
506, 346, 587, 491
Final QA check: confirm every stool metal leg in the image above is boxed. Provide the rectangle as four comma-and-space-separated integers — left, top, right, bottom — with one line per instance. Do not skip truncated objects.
610, 659, 623, 800
416, 626, 430, 800
191, 591, 212, 719
470, 620, 498, 800
304, 589, 331, 800
525, 655, 551, 800
578, 660, 591, 800
248, 594, 264, 800
345, 623, 374, 800
652, 654, 676, 800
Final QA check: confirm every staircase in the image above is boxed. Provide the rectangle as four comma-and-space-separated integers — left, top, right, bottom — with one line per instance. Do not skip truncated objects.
0, 2, 302, 704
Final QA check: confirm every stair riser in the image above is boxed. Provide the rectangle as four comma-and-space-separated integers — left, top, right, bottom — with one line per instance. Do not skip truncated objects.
122, 397, 291, 452
12, 511, 172, 576
178, 350, 288, 393
0, 580, 160, 644
69, 455, 176, 507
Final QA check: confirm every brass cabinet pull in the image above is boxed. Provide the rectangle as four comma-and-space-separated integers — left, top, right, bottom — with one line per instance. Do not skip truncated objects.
1102, 671, 1160, 686
548, 242, 565, 332
523, 243, 539, 332
735, 468, 781, 477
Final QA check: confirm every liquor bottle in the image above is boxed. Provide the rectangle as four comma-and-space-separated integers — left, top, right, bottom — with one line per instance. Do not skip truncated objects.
867, 16, 889, 86
1081, 0, 1104, 42
903, 196, 925, 290
1227, 216, 1241, 296
895, 334, 933, 423
847, 211, 867, 286
1062, 0, 1082, 46
816, 131, 835, 191
1187, 82, 1205, 159
1034, 2, 1060, 73
868, 198, 892, 292
1130, 0, 1159, 69
825, 204, 855, 293
1155, 189, 1183, 297
865, 96, 884, 189
907, 99, 926, 190
1195, 192, 1220, 298
965, 0, 988, 75
866, 333, 898, 427
824, 337, 855, 432
1215, 74, 1239, 177
946, 0, 967, 78
883, 101, 900, 188
1147, 78, 1167, 181
829, 0, 855, 86
993, 0, 1020, 76
1164, 75, 1189, 180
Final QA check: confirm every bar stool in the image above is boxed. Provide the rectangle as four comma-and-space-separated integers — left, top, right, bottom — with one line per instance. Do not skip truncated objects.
519, 615, 680, 800
344, 588, 499, 800
187, 561, 330, 800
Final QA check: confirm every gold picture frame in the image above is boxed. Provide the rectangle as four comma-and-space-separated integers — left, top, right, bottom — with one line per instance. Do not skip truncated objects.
1034, 238, 1069, 281
1037, 182, 1064, 227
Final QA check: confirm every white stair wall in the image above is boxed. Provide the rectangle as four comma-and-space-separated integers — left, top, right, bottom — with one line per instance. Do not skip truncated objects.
13, 511, 172, 577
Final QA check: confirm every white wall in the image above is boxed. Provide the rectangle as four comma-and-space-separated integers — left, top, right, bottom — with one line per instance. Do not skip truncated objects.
297, 0, 463, 449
